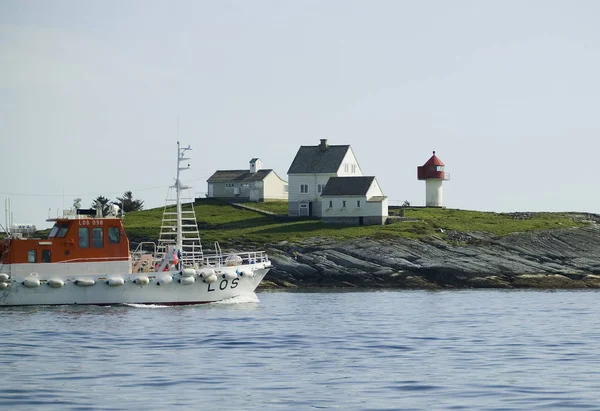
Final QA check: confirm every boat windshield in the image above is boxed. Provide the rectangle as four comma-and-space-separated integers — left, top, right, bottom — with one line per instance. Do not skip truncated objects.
48, 224, 60, 238
49, 224, 69, 238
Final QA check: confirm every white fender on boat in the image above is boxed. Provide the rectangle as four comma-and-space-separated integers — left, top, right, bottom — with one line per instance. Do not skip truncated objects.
198, 268, 215, 278
75, 279, 95, 287
240, 271, 254, 278
23, 278, 41, 288
134, 277, 149, 286
222, 271, 237, 280
181, 268, 196, 277
0, 282, 9, 289
107, 278, 125, 287
48, 279, 64, 288
178, 276, 195, 285
0, 273, 9, 282
203, 274, 218, 284
156, 276, 173, 286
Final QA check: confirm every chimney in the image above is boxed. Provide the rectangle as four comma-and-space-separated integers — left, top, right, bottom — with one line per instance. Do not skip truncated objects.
250, 158, 261, 173
319, 139, 328, 151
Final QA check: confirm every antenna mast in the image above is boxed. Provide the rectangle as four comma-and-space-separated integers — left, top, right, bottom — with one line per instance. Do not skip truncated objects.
174, 142, 191, 252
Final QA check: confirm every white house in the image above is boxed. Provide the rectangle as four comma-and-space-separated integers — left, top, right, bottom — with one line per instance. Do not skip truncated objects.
320, 176, 388, 225
207, 158, 288, 202
287, 139, 362, 216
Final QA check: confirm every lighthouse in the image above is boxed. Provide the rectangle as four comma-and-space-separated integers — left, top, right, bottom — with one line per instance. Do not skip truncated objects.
417, 151, 450, 207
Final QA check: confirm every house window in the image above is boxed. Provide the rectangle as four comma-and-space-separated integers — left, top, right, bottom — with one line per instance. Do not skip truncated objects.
284, 185, 288, 193
357, 200, 361, 207
352, 164, 357, 173
28, 250, 36, 263
342, 200, 346, 208
79, 227, 90, 248
344, 164, 349, 172
42, 250, 51, 263
300, 184, 308, 193
329, 201, 332, 208
317, 184, 324, 193
92, 227, 103, 248
108, 227, 120, 244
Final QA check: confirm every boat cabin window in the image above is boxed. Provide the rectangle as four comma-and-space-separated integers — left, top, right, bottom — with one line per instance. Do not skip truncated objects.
92, 227, 103, 248
42, 250, 51, 263
49, 224, 69, 238
79, 227, 89, 248
28, 250, 36, 263
48, 225, 59, 238
108, 227, 120, 244
57, 224, 69, 238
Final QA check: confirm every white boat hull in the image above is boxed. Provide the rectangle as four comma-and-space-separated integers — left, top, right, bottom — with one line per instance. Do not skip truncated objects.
0, 267, 269, 306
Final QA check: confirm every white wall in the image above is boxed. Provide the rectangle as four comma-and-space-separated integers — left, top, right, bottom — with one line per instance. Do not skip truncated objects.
288, 173, 336, 204
321, 195, 386, 217
425, 179, 443, 207
262, 172, 288, 200
335, 148, 363, 176
365, 178, 384, 199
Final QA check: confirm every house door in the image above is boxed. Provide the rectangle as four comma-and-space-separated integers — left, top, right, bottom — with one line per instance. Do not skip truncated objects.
308, 202, 313, 216
299, 202, 309, 216
359, 216, 364, 226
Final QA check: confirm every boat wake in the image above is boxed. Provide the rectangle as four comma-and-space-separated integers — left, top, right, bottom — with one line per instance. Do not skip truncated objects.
213, 293, 260, 305
123, 293, 260, 308
124, 303, 172, 308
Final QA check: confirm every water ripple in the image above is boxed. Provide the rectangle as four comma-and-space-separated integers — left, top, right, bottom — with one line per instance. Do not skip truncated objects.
2, 290, 600, 410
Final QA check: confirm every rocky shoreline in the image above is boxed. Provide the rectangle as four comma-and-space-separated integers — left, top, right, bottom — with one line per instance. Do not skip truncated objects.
259, 219, 600, 290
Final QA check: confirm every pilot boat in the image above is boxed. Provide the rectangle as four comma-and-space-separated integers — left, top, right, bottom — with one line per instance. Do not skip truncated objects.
0, 143, 271, 306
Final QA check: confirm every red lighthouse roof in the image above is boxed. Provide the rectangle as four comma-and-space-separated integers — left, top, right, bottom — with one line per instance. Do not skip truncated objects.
422, 151, 445, 167
417, 150, 447, 180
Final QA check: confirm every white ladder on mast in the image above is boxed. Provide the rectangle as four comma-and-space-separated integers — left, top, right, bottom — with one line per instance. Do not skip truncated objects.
157, 142, 204, 268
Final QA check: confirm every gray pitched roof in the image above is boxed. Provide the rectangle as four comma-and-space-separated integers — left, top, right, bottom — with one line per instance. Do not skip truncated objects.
287, 145, 351, 174
207, 169, 273, 183
321, 176, 376, 196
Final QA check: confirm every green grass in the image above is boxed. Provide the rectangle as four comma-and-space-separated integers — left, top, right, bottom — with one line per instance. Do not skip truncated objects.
235, 200, 289, 215
402, 208, 581, 236
121, 201, 585, 246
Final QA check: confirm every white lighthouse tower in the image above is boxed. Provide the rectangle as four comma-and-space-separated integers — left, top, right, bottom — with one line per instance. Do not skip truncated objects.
417, 151, 450, 207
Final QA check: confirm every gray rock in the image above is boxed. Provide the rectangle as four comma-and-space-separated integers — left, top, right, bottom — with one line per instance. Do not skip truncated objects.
261, 224, 600, 289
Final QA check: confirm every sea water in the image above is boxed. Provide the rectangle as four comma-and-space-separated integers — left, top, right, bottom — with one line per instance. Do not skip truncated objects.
1, 290, 599, 410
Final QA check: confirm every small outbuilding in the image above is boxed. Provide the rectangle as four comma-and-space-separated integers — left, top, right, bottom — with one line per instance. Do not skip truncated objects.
207, 158, 288, 201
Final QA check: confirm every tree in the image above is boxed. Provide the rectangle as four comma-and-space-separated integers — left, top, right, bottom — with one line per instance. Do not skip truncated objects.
91, 196, 112, 217
114, 191, 144, 213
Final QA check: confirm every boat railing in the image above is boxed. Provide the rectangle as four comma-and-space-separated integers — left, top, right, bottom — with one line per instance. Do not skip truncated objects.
201, 251, 269, 268
131, 242, 159, 272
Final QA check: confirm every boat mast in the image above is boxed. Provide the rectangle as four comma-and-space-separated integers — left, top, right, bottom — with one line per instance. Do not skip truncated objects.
174, 141, 191, 253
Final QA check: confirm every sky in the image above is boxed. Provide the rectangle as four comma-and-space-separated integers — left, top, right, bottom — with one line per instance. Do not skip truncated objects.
1, 0, 600, 230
